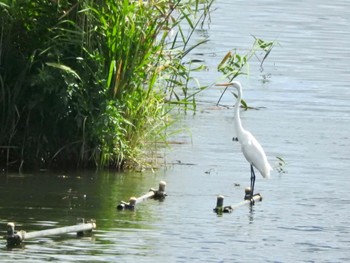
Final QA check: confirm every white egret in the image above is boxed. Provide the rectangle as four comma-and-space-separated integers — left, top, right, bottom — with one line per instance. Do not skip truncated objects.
216, 81, 272, 199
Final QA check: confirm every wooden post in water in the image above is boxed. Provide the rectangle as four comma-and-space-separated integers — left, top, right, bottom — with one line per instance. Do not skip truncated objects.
213, 195, 225, 214
117, 181, 167, 210
4, 220, 96, 246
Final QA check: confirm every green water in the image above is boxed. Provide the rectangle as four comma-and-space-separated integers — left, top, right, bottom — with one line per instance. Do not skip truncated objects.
0, 171, 162, 233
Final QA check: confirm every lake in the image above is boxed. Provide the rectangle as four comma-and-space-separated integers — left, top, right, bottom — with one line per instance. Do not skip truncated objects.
1, 0, 350, 262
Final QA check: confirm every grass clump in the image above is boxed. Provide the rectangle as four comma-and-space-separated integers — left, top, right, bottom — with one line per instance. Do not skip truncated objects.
0, 0, 214, 171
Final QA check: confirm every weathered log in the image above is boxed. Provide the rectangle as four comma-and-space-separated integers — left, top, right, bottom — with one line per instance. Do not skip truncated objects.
213, 188, 263, 214
4, 220, 96, 246
117, 181, 167, 210
225, 194, 262, 212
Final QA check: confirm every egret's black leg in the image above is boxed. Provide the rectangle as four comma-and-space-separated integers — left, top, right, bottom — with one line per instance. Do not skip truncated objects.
250, 164, 256, 197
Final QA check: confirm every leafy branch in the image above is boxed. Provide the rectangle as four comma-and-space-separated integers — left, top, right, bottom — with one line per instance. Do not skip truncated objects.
216, 36, 277, 106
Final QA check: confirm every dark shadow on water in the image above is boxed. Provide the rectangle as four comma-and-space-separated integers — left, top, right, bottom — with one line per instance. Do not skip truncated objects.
248, 204, 255, 224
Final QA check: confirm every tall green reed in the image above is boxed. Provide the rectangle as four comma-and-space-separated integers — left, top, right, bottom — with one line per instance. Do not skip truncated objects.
0, 0, 215, 171
216, 36, 277, 107
159, 0, 214, 111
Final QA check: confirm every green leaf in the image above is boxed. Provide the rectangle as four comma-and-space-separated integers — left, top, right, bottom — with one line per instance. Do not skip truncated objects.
45, 62, 81, 80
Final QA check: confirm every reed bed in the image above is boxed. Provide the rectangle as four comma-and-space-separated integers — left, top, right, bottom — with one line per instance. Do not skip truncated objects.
0, 0, 273, 171
0, 0, 216, 171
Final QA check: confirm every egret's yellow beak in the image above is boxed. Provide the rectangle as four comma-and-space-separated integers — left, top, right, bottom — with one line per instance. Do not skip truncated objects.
215, 83, 231, 86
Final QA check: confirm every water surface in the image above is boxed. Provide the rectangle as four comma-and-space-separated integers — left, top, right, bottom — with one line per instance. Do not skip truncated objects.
1, 0, 350, 262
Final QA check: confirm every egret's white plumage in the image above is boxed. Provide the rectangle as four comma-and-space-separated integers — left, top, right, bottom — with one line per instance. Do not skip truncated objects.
218, 81, 272, 197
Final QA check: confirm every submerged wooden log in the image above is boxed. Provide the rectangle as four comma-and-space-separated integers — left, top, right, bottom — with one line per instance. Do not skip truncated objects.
4, 220, 96, 246
117, 181, 167, 210
213, 188, 263, 214
226, 193, 262, 211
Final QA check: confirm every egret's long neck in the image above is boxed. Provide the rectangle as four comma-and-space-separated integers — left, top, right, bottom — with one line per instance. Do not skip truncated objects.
234, 86, 246, 138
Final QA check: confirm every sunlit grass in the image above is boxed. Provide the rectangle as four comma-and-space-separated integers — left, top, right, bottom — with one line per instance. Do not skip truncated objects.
0, 0, 215, 171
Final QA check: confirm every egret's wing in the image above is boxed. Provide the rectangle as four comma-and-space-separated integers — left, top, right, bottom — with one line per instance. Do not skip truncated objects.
241, 134, 272, 178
